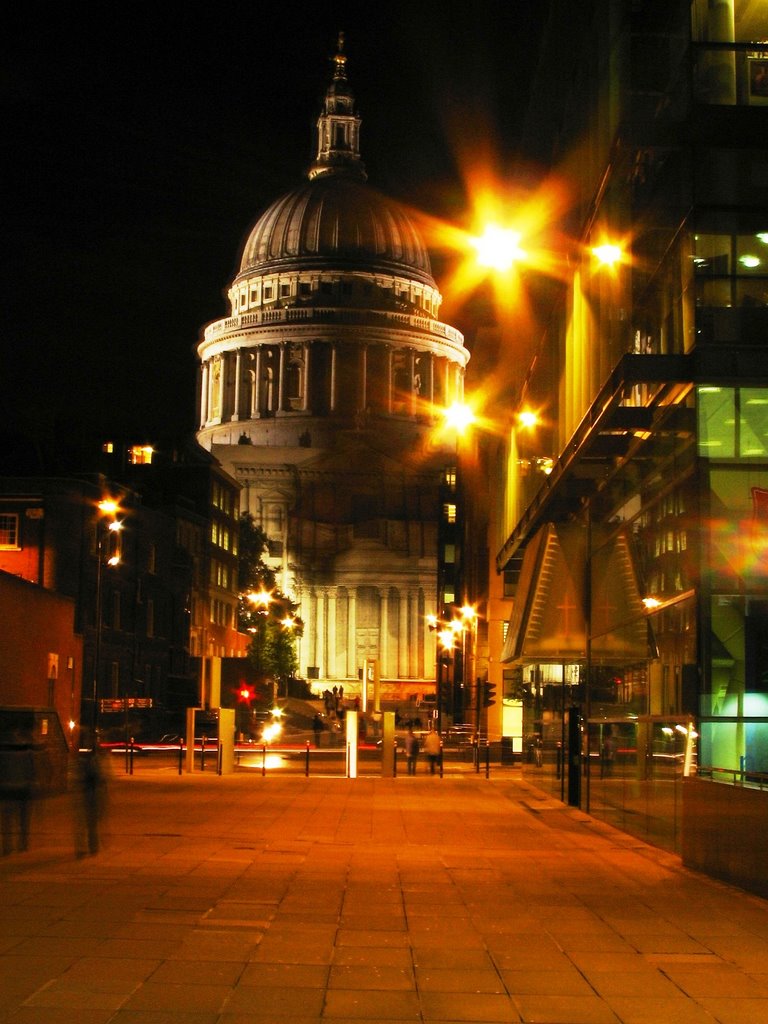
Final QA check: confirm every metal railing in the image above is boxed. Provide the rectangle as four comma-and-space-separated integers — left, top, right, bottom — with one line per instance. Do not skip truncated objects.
696, 765, 768, 790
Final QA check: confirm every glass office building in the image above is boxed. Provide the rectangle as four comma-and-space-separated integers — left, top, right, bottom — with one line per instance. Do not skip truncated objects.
494, 1, 768, 852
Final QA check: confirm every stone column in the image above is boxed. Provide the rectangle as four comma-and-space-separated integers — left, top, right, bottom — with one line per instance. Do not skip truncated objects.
316, 589, 326, 679
200, 362, 209, 428
277, 344, 285, 413
252, 349, 261, 418
347, 589, 357, 678
408, 350, 416, 415
232, 349, 241, 421
302, 342, 311, 412
330, 343, 338, 412
398, 590, 409, 679
379, 587, 389, 678
387, 347, 394, 414
360, 345, 368, 412
327, 588, 337, 679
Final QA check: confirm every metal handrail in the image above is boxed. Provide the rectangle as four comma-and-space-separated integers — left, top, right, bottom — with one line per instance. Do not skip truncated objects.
696, 765, 768, 790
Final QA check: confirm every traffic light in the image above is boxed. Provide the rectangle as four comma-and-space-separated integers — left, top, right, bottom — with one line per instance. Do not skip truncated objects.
483, 682, 497, 707
237, 685, 254, 705
439, 679, 453, 712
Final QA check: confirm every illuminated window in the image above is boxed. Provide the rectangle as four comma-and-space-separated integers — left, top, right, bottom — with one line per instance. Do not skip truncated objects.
101, 441, 114, 454
698, 386, 768, 458
443, 503, 457, 524
128, 445, 154, 465
0, 513, 19, 549
443, 543, 456, 564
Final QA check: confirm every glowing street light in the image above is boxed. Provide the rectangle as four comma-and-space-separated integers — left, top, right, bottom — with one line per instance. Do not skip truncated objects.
247, 589, 273, 611
591, 242, 623, 267
471, 225, 527, 272
517, 409, 539, 430
443, 400, 476, 436
91, 497, 124, 746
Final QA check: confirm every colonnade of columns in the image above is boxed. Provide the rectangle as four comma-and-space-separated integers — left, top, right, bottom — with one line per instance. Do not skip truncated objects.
299, 583, 432, 684
199, 339, 464, 430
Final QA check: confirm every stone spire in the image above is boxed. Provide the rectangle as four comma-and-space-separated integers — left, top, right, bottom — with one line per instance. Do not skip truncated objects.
308, 32, 367, 181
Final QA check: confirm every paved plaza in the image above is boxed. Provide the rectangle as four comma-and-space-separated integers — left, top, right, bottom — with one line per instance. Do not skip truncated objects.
1, 768, 768, 1023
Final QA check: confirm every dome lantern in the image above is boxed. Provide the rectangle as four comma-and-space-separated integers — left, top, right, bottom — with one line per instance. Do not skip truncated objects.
308, 31, 367, 182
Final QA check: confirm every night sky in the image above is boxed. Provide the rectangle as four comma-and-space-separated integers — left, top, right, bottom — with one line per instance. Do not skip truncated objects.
4, 1, 548, 471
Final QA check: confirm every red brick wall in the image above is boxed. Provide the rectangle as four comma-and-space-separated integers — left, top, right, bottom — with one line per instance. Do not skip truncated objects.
0, 571, 82, 745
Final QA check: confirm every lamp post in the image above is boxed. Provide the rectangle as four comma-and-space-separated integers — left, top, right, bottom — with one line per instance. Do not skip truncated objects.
90, 498, 123, 749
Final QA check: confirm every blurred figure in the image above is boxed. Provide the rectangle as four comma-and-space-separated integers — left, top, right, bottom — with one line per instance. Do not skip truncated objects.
312, 713, 323, 748
423, 728, 441, 775
0, 729, 36, 854
404, 727, 420, 775
72, 732, 109, 857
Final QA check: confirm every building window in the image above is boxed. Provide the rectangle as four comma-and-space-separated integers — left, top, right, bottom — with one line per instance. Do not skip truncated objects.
280, 283, 290, 297
263, 286, 273, 300
698, 385, 768, 458
128, 445, 154, 465
299, 282, 311, 296
443, 503, 457, 524
0, 513, 19, 549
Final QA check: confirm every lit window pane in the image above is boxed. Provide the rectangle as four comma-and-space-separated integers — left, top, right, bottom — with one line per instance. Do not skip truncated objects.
697, 386, 735, 456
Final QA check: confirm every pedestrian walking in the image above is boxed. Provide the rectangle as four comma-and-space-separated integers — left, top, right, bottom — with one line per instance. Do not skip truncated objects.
423, 728, 441, 774
404, 727, 420, 775
73, 738, 109, 857
312, 713, 323, 748
0, 729, 36, 854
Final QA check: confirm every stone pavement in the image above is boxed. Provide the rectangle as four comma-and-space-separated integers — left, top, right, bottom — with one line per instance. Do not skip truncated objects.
1, 769, 768, 1024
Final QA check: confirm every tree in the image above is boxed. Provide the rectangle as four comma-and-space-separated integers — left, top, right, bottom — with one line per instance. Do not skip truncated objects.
237, 513, 303, 697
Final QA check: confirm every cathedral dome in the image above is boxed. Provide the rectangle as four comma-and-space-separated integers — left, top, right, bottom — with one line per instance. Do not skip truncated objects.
238, 175, 434, 285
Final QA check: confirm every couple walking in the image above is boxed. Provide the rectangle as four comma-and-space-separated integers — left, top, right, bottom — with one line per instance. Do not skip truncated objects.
404, 727, 441, 775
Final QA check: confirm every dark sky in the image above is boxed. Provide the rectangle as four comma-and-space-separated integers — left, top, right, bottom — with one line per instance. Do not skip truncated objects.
4, 1, 548, 468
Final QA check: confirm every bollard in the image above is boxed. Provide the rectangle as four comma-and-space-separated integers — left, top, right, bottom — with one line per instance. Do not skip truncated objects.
305, 740, 310, 777
393, 740, 398, 777
262, 744, 266, 777
200, 735, 207, 772
474, 738, 480, 774
439, 742, 444, 778
485, 743, 490, 779
178, 738, 183, 775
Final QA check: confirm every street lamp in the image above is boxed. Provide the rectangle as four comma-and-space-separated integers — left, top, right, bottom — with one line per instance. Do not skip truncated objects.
90, 498, 123, 748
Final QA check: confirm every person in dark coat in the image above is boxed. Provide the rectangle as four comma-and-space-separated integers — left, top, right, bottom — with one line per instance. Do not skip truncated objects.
0, 731, 36, 854
404, 728, 420, 775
